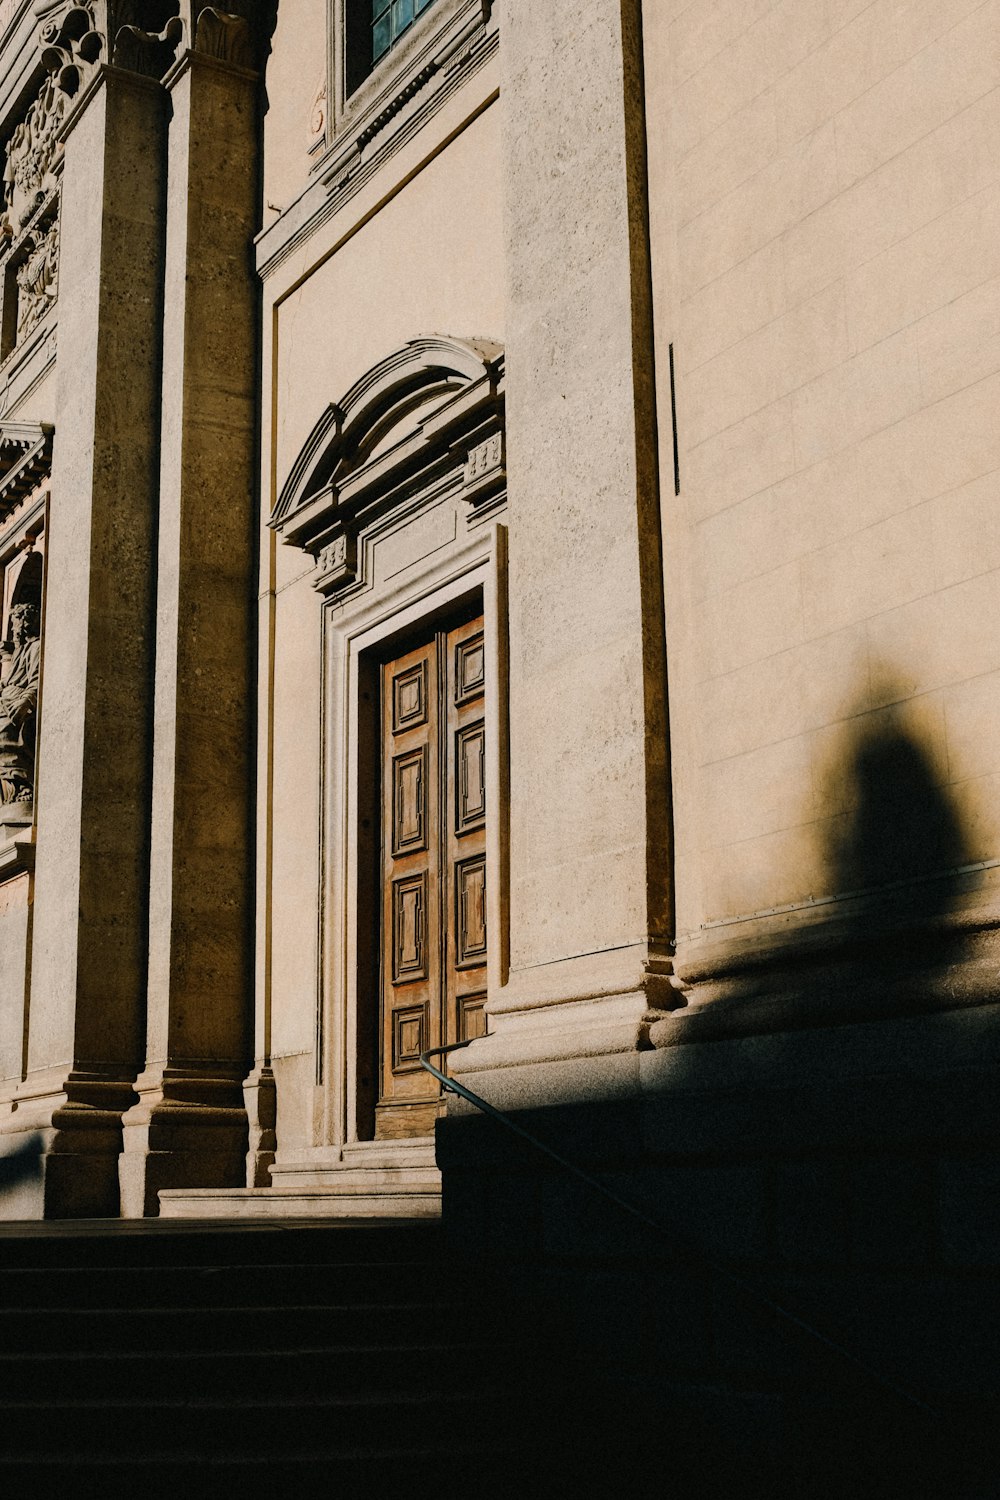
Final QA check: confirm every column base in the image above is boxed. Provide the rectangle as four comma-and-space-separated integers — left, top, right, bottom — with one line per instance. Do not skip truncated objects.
243, 1061, 276, 1188
118, 1067, 248, 1218
1, 1070, 138, 1219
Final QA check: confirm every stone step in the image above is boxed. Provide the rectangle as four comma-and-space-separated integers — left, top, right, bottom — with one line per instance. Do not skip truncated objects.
0, 1299, 503, 1354
0, 1258, 474, 1309
161, 1141, 443, 1217
0, 1340, 517, 1400
0, 1389, 513, 1459
0, 1446, 521, 1499
340, 1138, 438, 1168
159, 1183, 441, 1218
0, 1217, 443, 1268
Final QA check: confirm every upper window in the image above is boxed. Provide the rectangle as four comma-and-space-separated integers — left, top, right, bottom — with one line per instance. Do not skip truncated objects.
346, 0, 440, 95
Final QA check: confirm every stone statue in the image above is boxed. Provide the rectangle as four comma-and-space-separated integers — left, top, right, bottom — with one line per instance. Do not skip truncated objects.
16, 218, 59, 341
0, 600, 41, 807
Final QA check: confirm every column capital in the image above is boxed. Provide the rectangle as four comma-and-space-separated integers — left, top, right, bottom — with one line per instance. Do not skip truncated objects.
39, 3, 184, 93
36, 3, 278, 104
187, 2, 275, 70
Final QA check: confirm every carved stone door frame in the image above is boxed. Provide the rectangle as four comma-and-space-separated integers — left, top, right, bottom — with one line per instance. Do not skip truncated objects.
268, 336, 507, 1155
324, 534, 506, 1148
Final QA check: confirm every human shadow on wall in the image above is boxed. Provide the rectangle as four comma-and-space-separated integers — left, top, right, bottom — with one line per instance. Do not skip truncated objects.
439, 666, 997, 1498
806, 664, 977, 1010
678, 664, 982, 1027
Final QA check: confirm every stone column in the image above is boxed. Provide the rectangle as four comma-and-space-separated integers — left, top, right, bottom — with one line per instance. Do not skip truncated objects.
119, 9, 266, 1216
20, 61, 170, 1218
457, 0, 677, 1095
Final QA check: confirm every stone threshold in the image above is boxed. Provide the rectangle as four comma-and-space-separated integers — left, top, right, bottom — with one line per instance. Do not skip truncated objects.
159, 1137, 442, 1220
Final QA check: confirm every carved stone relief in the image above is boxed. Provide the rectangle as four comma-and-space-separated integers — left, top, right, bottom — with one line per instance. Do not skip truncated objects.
192, 5, 251, 65
36, 1, 278, 91
0, 75, 64, 243
0, 61, 63, 361
0, 582, 41, 809
316, 533, 358, 593
15, 217, 59, 342
309, 74, 327, 147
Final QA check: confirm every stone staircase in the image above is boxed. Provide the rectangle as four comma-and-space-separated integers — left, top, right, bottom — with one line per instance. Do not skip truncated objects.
0, 1215, 988, 1498
0, 1218, 556, 1496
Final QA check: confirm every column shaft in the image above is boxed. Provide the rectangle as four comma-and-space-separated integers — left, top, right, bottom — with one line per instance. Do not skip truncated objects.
120, 47, 261, 1216
23, 68, 167, 1217
477, 0, 675, 1073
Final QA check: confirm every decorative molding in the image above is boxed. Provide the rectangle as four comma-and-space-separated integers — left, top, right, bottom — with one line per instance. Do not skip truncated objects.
271, 335, 504, 573
323, 0, 491, 165
0, 421, 53, 520
256, 8, 498, 283
0, 0, 29, 40
355, 61, 435, 150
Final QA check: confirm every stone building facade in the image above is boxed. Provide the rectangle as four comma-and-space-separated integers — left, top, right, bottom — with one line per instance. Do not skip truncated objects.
0, 0, 997, 1410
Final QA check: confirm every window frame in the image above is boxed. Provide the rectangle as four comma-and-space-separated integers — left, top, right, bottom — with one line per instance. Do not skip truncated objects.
316, 0, 493, 170
352, 0, 441, 96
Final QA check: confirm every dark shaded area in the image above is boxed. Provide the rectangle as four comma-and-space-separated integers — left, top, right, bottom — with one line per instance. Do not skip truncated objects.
830, 719, 966, 894
438, 667, 1000, 1497
822, 676, 976, 987
0, 1131, 42, 1194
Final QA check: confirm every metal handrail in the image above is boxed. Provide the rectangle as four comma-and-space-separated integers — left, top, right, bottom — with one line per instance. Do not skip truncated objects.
420, 1040, 942, 1423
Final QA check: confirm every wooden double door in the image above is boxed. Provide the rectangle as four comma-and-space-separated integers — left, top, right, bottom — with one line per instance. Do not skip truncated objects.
375, 611, 487, 1140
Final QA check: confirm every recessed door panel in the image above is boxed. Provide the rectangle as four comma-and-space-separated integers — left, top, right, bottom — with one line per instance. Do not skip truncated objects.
376, 611, 487, 1140
455, 721, 486, 834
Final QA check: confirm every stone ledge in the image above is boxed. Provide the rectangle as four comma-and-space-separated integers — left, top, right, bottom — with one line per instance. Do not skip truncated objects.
158, 1186, 442, 1220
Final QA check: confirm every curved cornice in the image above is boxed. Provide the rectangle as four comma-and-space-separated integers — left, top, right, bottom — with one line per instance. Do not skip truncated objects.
271, 334, 503, 545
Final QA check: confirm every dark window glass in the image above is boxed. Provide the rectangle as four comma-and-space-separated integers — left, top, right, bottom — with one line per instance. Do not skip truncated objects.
347, 0, 440, 94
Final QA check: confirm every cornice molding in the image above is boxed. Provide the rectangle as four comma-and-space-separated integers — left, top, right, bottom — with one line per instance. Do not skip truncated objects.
256, 11, 498, 282
270, 335, 504, 593
0, 418, 52, 519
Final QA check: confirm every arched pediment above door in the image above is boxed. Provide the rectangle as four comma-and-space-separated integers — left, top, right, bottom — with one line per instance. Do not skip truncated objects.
269, 335, 505, 594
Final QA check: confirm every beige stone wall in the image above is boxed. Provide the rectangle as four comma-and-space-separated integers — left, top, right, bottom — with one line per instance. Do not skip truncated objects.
647, 0, 1000, 954
263, 0, 328, 216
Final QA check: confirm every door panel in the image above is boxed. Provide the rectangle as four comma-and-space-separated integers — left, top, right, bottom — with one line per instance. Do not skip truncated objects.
376, 612, 487, 1140
443, 617, 488, 1061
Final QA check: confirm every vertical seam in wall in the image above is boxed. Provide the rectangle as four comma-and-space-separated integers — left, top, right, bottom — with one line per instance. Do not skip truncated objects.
625, 0, 676, 951
263, 299, 279, 1068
